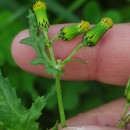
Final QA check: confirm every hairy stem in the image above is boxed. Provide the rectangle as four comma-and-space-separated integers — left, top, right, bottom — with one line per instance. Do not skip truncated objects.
61, 43, 83, 67
55, 74, 66, 128
121, 102, 129, 118
50, 34, 60, 43
44, 31, 66, 127
43, 31, 56, 65
49, 47, 56, 65
118, 102, 129, 128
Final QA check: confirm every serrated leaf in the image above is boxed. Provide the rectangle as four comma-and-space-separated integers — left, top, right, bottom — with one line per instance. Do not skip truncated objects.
23, 96, 46, 130
0, 71, 46, 130
30, 57, 51, 69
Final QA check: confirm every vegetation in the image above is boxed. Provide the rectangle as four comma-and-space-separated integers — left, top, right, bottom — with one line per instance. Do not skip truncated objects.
0, 0, 129, 129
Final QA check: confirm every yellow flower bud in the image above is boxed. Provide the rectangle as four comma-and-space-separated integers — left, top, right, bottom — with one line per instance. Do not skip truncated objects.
83, 17, 113, 47
59, 20, 90, 41
33, 1, 49, 31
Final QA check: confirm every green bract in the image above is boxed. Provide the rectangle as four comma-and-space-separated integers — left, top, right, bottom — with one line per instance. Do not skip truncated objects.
83, 17, 113, 47
33, 1, 49, 31
59, 20, 90, 41
125, 77, 130, 102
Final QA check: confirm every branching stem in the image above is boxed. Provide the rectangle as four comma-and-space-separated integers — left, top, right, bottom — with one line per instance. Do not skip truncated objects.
44, 32, 66, 128
61, 43, 83, 68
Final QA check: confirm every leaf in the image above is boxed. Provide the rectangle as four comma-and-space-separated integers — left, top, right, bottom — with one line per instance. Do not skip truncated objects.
30, 57, 47, 65
23, 96, 46, 130
0, 70, 46, 130
20, 37, 35, 46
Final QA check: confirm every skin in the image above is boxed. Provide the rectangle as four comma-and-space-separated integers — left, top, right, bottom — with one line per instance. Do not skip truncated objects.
11, 23, 130, 130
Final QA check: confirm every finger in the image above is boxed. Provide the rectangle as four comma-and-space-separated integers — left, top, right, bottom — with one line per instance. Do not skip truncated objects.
66, 99, 126, 128
61, 126, 125, 130
12, 24, 130, 85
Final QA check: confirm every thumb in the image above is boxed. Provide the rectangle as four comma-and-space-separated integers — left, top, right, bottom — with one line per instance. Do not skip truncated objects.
61, 126, 125, 130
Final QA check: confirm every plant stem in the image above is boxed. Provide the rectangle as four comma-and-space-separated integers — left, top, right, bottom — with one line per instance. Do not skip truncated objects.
49, 47, 56, 65
50, 34, 60, 43
55, 74, 66, 128
43, 31, 56, 65
118, 102, 129, 128
121, 102, 129, 118
61, 43, 83, 67
44, 31, 66, 127
37, 39, 51, 64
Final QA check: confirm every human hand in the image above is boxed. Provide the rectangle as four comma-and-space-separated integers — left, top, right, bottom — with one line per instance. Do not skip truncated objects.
12, 23, 130, 130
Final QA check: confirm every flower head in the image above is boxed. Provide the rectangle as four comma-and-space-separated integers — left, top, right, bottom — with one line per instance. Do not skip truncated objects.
33, 1, 49, 31
83, 17, 113, 47
59, 20, 90, 41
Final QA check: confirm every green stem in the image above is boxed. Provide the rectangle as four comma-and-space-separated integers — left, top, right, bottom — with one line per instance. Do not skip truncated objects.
37, 39, 51, 64
49, 47, 56, 65
43, 30, 66, 127
121, 102, 129, 118
43, 31, 56, 65
61, 43, 83, 67
50, 34, 60, 43
118, 102, 129, 128
55, 74, 66, 128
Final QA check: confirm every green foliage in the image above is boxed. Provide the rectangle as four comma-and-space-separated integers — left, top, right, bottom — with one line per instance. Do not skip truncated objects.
0, 71, 46, 130
0, 0, 128, 129
21, 10, 64, 77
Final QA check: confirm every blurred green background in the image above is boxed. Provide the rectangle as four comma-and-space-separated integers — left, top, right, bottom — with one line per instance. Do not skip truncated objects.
0, 0, 129, 129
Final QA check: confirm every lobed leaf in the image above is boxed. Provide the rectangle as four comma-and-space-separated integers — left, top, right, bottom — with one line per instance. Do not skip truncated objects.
0, 70, 46, 130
